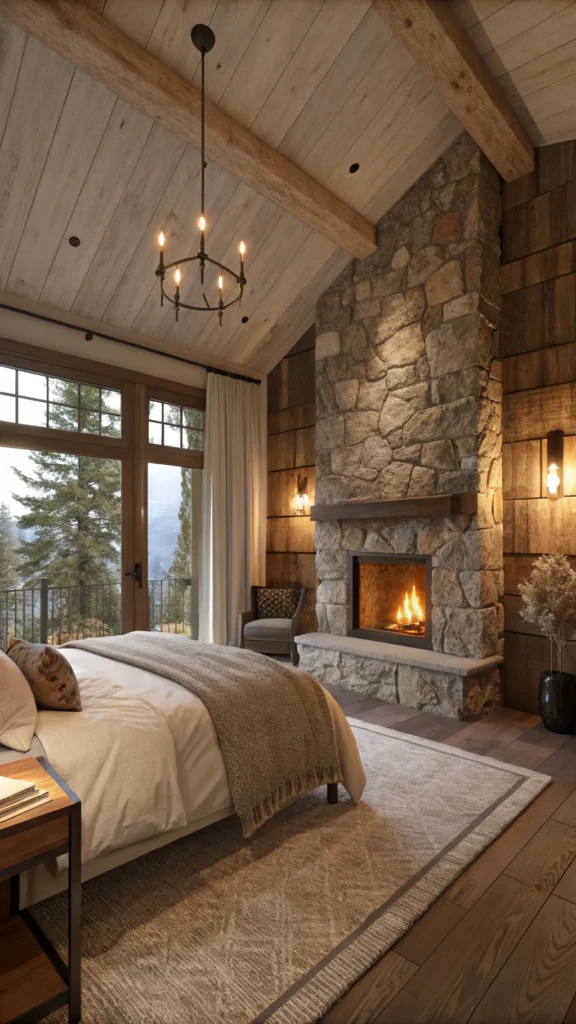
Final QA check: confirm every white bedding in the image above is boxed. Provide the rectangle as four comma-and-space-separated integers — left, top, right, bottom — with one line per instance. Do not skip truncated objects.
33, 650, 366, 871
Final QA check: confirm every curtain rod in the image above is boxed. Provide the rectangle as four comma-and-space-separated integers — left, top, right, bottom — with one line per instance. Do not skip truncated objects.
0, 303, 261, 386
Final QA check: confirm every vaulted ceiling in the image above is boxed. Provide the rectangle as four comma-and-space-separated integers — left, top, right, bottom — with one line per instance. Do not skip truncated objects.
1, 0, 576, 375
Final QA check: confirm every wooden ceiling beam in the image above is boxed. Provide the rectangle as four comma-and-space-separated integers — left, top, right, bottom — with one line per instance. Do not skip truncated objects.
373, 0, 534, 182
0, 0, 377, 260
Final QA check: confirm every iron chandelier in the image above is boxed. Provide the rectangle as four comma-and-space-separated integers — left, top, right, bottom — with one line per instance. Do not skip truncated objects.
155, 23, 246, 326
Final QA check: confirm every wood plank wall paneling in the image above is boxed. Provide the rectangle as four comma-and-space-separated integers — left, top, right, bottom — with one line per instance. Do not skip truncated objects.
267, 327, 317, 634
502, 143, 576, 714
501, 274, 576, 358
502, 342, 576, 394
502, 180, 576, 263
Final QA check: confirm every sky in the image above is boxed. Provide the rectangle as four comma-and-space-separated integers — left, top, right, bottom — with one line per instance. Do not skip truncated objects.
0, 446, 33, 516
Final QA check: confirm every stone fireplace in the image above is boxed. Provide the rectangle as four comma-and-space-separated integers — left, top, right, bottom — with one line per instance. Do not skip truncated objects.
296, 134, 504, 720
349, 553, 431, 649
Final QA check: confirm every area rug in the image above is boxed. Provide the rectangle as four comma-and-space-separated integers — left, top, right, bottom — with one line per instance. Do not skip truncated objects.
39, 720, 550, 1024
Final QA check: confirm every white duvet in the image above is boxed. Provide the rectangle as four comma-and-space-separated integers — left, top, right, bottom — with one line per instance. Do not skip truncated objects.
34, 650, 366, 868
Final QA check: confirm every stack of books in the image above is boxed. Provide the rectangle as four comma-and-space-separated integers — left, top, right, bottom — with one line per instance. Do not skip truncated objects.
0, 775, 50, 823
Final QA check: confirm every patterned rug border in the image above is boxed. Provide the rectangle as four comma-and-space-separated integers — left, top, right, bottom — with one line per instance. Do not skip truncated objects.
256, 720, 552, 1024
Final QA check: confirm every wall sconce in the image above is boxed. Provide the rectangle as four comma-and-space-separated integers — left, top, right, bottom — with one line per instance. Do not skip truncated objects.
546, 429, 564, 498
294, 474, 309, 515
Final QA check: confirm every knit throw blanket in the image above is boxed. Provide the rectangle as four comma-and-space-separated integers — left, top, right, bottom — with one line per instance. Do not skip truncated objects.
64, 632, 342, 837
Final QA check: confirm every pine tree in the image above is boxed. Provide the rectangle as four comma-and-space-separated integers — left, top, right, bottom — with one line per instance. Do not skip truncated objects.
12, 381, 122, 635
0, 503, 20, 589
168, 468, 192, 579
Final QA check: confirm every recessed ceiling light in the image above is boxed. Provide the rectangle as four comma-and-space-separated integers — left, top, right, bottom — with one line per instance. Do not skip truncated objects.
69, 236, 81, 247
349, 162, 360, 174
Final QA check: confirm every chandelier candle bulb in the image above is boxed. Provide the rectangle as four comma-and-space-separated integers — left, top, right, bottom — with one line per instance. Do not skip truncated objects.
157, 230, 165, 304
174, 267, 181, 322
218, 275, 224, 326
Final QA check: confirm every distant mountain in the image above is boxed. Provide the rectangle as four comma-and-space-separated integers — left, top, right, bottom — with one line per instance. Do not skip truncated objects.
148, 464, 182, 579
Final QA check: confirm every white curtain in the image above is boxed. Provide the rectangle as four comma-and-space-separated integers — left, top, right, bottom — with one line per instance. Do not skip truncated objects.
199, 373, 266, 646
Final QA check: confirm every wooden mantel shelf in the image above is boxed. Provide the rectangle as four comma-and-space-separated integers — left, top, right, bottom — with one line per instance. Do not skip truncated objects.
310, 493, 478, 521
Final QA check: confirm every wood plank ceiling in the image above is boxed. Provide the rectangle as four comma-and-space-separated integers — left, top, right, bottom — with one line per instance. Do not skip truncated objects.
1, 0, 576, 375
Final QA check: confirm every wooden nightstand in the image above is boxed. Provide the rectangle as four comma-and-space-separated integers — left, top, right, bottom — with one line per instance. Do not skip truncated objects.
0, 757, 81, 1024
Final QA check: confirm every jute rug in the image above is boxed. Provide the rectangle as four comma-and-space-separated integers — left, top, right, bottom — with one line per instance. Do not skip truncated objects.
39, 720, 550, 1024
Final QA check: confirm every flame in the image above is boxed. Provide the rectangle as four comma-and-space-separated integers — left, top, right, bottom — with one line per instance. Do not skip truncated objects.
396, 584, 424, 626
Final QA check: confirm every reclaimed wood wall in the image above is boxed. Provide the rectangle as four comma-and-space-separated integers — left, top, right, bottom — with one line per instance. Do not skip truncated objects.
502, 141, 576, 713
266, 327, 317, 634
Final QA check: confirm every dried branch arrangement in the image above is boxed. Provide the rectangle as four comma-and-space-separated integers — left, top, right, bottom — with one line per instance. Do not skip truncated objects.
519, 554, 576, 672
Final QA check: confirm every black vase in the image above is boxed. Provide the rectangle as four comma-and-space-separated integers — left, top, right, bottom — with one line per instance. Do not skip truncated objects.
539, 671, 576, 734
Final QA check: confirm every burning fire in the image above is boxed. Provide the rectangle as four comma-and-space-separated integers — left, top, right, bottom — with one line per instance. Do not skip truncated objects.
396, 584, 424, 627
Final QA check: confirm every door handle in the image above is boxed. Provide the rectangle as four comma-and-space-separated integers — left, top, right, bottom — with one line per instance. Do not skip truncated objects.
125, 562, 143, 588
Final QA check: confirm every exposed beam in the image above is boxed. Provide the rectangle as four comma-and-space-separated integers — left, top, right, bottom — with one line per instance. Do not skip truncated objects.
0, 0, 376, 260
373, 0, 534, 182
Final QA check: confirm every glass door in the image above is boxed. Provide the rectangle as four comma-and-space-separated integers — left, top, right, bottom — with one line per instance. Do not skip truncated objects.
0, 445, 123, 649
144, 386, 204, 637
148, 464, 203, 637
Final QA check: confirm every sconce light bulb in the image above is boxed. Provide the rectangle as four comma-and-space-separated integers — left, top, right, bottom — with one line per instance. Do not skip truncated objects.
158, 230, 165, 248
199, 216, 206, 232
239, 240, 246, 255
218, 275, 224, 290
547, 463, 560, 495
174, 267, 181, 285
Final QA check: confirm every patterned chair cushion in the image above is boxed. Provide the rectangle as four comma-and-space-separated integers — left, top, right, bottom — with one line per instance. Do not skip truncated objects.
256, 588, 298, 620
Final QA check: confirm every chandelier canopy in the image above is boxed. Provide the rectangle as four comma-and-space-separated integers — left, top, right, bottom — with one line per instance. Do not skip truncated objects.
155, 23, 246, 325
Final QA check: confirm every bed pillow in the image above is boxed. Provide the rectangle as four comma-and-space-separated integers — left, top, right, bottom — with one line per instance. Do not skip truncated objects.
7, 638, 82, 712
0, 649, 37, 751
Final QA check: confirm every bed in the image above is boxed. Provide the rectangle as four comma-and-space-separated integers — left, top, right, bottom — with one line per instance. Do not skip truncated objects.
0, 642, 366, 907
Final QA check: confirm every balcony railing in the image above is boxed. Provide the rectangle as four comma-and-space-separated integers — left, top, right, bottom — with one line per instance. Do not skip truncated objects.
0, 578, 193, 651
148, 577, 192, 635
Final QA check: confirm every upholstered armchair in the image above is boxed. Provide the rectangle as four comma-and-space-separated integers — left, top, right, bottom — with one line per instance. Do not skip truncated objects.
239, 586, 306, 665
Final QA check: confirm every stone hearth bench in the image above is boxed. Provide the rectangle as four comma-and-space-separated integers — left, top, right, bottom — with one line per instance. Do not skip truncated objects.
296, 633, 503, 720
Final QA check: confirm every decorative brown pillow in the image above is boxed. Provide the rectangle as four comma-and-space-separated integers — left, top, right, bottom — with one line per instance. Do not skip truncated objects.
7, 638, 82, 712
256, 588, 298, 619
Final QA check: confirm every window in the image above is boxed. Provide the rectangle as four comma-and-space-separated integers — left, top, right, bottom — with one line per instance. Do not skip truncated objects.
0, 365, 122, 437
0, 342, 205, 643
148, 399, 204, 450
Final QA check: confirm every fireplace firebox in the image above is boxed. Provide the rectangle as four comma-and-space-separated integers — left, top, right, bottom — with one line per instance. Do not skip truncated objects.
348, 553, 432, 649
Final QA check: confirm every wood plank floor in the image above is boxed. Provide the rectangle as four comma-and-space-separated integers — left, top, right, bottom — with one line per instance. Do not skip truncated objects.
321, 686, 576, 1024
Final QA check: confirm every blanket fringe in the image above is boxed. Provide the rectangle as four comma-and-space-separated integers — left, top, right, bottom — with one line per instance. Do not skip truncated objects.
242, 766, 343, 838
